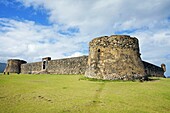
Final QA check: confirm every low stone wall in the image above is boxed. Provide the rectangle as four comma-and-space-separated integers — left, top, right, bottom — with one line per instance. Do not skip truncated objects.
21, 56, 88, 74
21, 62, 42, 74
142, 61, 165, 77
47, 56, 88, 74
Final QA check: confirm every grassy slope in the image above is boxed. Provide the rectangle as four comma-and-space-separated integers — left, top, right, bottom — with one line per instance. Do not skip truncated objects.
0, 74, 170, 113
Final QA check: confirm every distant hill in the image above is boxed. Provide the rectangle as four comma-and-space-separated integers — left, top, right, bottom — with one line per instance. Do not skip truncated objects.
0, 63, 6, 73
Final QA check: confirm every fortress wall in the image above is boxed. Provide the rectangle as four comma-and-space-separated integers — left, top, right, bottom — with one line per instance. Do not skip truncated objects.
21, 56, 88, 74
47, 56, 88, 74
21, 62, 42, 74
10, 35, 166, 79
142, 61, 165, 77
20, 56, 165, 77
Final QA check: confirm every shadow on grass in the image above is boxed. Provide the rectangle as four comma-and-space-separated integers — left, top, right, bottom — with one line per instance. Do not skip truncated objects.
79, 77, 131, 82
148, 77, 160, 81
79, 76, 161, 82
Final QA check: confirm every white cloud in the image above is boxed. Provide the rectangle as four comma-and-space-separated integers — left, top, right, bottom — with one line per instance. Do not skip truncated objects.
67, 52, 85, 58
17, 0, 170, 37
0, 18, 87, 63
130, 28, 170, 76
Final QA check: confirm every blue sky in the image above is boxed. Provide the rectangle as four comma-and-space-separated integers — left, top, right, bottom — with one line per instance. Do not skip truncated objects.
0, 0, 170, 76
0, 0, 49, 25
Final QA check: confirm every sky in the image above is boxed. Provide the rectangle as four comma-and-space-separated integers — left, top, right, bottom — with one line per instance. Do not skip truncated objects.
0, 0, 170, 76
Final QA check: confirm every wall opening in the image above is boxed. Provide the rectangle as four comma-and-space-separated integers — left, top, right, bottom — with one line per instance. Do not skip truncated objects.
98, 49, 100, 53
43, 61, 46, 70
97, 49, 101, 61
42, 57, 51, 70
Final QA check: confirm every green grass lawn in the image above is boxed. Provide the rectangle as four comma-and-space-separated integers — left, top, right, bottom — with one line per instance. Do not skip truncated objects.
0, 74, 170, 113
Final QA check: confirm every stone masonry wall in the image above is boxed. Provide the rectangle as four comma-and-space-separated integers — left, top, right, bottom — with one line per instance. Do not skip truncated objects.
47, 56, 88, 74
21, 56, 88, 74
21, 62, 42, 74
143, 61, 165, 77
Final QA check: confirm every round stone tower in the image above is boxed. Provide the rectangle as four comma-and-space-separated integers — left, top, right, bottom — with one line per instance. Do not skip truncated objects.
85, 35, 145, 80
4, 59, 27, 74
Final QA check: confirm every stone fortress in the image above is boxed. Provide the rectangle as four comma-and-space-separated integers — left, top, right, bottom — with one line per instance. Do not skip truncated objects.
4, 35, 166, 80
